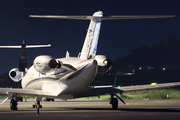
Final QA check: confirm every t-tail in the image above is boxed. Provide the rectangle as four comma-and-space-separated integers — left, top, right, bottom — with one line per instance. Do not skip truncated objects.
0, 41, 51, 82
30, 11, 103, 60
30, 11, 175, 60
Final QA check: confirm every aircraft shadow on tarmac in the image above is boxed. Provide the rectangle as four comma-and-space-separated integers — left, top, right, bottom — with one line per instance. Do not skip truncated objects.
0, 107, 180, 113
26, 107, 180, 113
72, 108, 180, 112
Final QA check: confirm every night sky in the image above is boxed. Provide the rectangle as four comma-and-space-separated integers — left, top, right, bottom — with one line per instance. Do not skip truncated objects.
0, 0, 180, 73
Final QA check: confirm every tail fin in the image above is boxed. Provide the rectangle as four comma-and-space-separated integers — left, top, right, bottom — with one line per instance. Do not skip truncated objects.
80, 11, 102, 59
30, 11, 103, 60
19, 42, 27, 72
30, 11, 175, 60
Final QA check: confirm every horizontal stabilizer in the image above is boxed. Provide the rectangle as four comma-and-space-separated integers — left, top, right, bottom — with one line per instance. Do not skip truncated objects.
29, 15, 102, 20
26, 44, 51, 48
102, 15, 175, 20
0, 46, 21, 48
0, 44, 51, 48
30, 15, 175, 20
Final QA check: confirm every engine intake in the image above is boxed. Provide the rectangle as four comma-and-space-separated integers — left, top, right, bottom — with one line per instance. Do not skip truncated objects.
33, 55, 61, 74
95, 55, 112, 75
9, 68, 23, 82
49, 59, 58, 68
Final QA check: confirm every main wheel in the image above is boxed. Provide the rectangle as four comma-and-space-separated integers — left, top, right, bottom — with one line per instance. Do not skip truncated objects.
111, 98, 118, 109
20, 97, 23, 102
10, 99, 18, 110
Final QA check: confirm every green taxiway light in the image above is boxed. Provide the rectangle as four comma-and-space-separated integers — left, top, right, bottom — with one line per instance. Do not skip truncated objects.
117, 85, 121, 88
151, 83, 157, 85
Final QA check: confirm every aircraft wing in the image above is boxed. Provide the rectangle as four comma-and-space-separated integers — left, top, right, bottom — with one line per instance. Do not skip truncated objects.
88, 82, 180, 96
0, 88, 57, 98
118, 82, 180, 92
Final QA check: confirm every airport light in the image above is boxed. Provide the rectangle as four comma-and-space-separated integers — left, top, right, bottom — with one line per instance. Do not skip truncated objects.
151, 82, 157, 85
117, 85, 121, 88
139, 67, 142, 70
163, 68, 166, 71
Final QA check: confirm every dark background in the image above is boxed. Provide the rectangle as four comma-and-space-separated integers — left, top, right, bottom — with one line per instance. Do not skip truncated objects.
0, 0, 180, 73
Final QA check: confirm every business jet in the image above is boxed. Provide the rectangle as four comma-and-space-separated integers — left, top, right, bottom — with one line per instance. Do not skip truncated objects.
0, 11, 179, 110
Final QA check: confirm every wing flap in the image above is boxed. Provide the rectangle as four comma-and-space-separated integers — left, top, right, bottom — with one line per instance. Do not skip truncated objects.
87, 87, 123, 97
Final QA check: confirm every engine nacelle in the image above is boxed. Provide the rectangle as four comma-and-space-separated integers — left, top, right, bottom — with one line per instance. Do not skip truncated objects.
9, 68, 23, 82
33, 55, 61, 74
95, 55, 112, 75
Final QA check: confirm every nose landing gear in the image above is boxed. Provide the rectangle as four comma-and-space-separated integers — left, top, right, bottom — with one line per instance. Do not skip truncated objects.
32, 97, 42, 108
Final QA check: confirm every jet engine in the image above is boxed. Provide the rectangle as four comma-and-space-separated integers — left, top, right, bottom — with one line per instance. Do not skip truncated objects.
9, 68, 23, 82
33, 55, 61, 74
95, 55, 112, 75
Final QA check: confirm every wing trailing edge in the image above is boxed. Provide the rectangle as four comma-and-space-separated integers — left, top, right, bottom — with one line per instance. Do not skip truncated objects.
87, 82, 180, 97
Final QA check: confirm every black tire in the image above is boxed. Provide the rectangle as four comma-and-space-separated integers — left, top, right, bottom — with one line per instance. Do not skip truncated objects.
10, 99, 18, 110
39, 105, 42, 108
11, 107, 18, 110
33, 105, 36, 108
20, 97, 23, 102
15, 97, 19, 102
111, 98, 118, 109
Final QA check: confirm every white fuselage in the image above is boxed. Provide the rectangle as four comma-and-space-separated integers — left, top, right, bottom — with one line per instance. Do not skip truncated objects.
21, 57, 98, 99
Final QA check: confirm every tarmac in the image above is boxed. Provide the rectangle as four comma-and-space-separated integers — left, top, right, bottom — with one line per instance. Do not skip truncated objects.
0, 99, 180, 120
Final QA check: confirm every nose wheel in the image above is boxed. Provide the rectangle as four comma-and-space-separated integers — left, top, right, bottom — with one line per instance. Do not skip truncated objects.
33, 97, 42, 108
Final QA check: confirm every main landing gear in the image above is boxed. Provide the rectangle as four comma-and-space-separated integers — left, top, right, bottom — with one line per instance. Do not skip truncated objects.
10, 95, 23, 110
10, 98, 18, 110
110, 93, 125, 109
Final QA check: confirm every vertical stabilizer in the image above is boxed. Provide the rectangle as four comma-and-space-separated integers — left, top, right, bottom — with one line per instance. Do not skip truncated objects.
80, 11, 103, 60
19, 41, 27, 72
